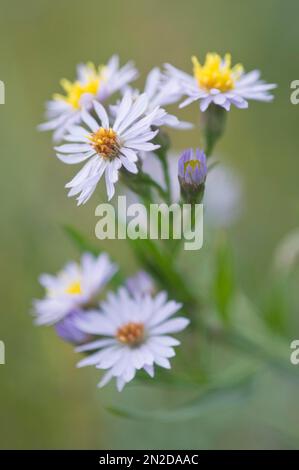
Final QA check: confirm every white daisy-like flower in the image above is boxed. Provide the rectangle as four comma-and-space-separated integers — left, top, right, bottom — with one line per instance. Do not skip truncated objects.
55, 92, 162, 203
111, 68, 192, 130
165, 53, 276, 112
75, 287, 189, 391
38, 56, 138, 142
33, 252, 117, 327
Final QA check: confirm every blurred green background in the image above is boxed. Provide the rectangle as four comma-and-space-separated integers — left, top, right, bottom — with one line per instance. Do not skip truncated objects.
1, 0, 299, 449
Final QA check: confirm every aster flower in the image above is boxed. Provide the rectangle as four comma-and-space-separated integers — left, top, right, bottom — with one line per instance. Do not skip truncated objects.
38, 56, 138, 142
74, 287, 189, 391
55, 92, 161, 203
178, 148, 207, 202
33, 252, 117, 339
165, 53, 276, 112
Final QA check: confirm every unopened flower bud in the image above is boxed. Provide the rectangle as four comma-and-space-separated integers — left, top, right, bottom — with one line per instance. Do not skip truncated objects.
178, 148, 207, 202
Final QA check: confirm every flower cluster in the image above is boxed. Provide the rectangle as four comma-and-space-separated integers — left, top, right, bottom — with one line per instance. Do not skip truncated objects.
38, 53, 275, 206
39, 55, 194, 204
33, 255, 189, 391
35, 52, 276, 393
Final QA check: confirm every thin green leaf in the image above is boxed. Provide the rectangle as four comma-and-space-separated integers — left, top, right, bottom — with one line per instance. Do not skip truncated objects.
213, 235, 235, 323
128, 237, 196, 307
63, 225, 100, 255
226, 293, 299, 381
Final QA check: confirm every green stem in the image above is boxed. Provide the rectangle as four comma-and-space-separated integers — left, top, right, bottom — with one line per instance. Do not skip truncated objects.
201, 104, 227, 157
154, 129, 172, 204
120, 169, 168, 203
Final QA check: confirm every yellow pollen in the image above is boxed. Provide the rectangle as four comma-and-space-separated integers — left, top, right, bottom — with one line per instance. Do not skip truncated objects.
89, 127, 120, 159
53, 62, 105, 109
192, 53, 243, 92
65, 281, 82, 295
116, 322, 145, 346
184, 159, 200, 175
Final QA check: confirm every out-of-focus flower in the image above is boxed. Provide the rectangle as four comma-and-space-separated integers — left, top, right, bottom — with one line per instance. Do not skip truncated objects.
165, 53, 276, 112
126, 271, 155, 298
204, 163, 243, 228
54, 310, 89, 344
111, 68, 192, 130
55, 92, 162, 203
142, 68, 192, 129
178, 148, 207, 201
75, 287, 189, 391
33, 253, 117, 330
38, 56, 138, 142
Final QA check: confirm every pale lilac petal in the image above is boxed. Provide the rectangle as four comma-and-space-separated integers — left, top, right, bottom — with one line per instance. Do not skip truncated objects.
55, 143, 91, 154
81, 108, 99, 132
150, 317, 190, 335
93, 101, 109, 128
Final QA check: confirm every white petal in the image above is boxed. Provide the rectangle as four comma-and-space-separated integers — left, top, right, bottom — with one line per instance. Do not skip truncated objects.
56, 150, 95, 164
77, 346, 119, 368
125, 142, 160, 151
151, 335, 180, 347
81, 108, 99, 132
74, 311, 115, 335
55, 143, 91, 154
121, 107, 160, 140
64, 134, 89, 143
200, 96, 213, 112
75, 338, 116, 352
97, 347, 124, 369
67, 125, 89, 137
179, 95, 201, 109
120, 147, 138, 162
120, 155, 138, 174
97, 370, 114, 388
144, 364, 154, 377
116, 376, 126, 392
154, 356, 171, 369
148, 300, 182, 327
105, 167, 116, 200
93, 101, 110, 128
147, 340, 175, 358
116, 93, 149, 134
150, 317, 190, 335
213, 94, 227, 105
112, 91, 132, 132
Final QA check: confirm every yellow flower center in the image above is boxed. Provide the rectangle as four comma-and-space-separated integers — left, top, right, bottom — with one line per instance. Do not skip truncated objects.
116, 322, 145, 346
184, 159, 200, 175
89, 127, 120, 159
53, 62, 104, 109
192, 53, 243, 92
65, 281, 82, 295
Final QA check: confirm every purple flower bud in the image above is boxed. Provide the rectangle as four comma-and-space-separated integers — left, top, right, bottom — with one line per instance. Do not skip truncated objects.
178, 148, 207, 200
55, 310, 90, 344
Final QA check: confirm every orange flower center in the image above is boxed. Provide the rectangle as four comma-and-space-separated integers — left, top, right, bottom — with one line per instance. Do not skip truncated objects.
116, 322, 145, 345
89, 127, 120, 159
